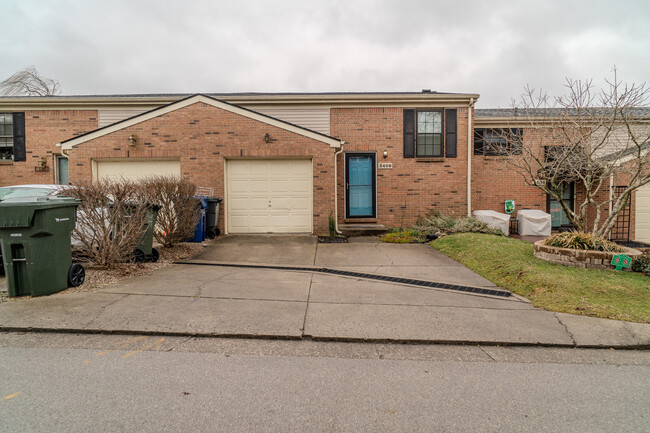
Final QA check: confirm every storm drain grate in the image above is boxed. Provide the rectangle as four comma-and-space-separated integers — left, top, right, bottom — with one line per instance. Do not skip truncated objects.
174, 261, 511, 298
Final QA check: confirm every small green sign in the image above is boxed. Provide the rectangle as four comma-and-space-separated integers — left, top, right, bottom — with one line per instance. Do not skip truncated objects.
611, 254, 632, 271
505, 200, 515, 214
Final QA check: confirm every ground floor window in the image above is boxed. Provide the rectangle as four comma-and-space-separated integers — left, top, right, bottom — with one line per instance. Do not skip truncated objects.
0, 113, 13, 160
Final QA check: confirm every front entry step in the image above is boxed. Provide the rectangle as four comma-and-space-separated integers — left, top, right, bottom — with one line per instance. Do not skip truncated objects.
339, 224, 386, 236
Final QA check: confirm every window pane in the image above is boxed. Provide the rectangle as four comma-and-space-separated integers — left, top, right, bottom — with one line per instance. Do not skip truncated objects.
433, 143, 442, 156
417, 112, 436, 133
433, 112, 442, 133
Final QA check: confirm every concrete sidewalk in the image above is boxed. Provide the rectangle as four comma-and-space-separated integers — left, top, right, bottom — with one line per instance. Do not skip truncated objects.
0, 236, 648, 348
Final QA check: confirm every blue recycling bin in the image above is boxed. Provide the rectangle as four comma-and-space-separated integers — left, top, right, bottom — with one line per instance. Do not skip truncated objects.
189, 197, 208, 242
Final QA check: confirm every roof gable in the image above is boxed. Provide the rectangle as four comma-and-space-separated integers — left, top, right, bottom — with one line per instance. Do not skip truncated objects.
59, 94, 343, 150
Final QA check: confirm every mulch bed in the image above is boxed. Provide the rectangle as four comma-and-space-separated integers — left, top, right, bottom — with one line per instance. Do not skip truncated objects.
318, 236, 348, 243
0, 242, 207, 303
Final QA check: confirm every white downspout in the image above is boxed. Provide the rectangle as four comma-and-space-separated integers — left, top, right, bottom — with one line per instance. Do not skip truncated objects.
334, 141, 345, 234
608, 172, 614, 239
467, 98, 475, 217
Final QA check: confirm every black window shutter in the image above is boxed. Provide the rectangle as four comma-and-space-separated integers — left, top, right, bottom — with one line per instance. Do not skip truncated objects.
445, 109, 457, 157
12, 112, 26, 161
473, 128, 484, 155
403, 109, 415, 158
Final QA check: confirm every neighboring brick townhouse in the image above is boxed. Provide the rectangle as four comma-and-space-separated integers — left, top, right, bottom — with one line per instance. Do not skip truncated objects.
0, 91, 648, 243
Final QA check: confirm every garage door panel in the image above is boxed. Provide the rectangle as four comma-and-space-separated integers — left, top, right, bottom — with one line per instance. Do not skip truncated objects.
227, 159, 312, 234
95, 160, 180, 181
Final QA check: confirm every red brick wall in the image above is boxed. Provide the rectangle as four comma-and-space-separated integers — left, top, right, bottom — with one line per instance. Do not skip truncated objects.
0, 110, 97, 186
65, 102, 336, 234
472, 127, 646, 241
331, 107, 470, 228
471, 128, 552, 215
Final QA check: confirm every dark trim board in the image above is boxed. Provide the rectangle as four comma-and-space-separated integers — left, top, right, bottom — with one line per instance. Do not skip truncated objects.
345, 152, 377, 218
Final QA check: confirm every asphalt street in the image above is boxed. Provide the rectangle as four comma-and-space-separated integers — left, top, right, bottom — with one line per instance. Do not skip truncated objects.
1, 333, 649, 433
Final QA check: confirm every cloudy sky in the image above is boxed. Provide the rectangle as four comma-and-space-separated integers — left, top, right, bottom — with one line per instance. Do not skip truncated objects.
1, 0, 648, 107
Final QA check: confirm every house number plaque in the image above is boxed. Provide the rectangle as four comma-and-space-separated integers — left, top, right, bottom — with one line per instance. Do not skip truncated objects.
378, 162, 393, 169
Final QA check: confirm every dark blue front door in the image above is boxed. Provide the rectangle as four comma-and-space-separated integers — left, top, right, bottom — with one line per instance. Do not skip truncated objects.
346, 154, 375, 218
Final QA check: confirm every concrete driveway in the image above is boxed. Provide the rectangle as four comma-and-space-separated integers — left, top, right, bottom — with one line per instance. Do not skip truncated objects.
1, 235, 649, 347
194, 235, 499, 288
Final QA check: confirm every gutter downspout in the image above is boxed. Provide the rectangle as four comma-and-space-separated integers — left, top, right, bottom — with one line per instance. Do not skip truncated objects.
608, 172, 614, 239
334, 141, 345, 234
467, 98, 475, 217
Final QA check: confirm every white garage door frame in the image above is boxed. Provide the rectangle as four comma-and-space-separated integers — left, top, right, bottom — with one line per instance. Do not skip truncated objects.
92, 158, 181, 181
635, 183, 650, 243
225, 158, 314, 234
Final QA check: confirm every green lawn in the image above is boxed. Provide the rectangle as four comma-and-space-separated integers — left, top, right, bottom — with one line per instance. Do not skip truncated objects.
431, 233, 650, 323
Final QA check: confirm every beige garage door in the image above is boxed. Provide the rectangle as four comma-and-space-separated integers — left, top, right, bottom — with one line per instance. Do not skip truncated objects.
94, 159, 181, 181
226, 159, 312, 233
635, 183, 650, 243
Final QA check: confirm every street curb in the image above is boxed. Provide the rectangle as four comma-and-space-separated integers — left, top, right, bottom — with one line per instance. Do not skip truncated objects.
1, 326, 648, 350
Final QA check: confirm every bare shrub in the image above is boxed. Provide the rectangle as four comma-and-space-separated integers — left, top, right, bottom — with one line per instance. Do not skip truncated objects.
66, 179, 149, 268
544, 232, 624, 252
140, 176, 201, 247
414, 212, 504, 236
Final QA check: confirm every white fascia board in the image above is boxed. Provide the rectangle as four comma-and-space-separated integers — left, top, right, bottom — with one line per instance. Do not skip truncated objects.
60, 94, 342, 150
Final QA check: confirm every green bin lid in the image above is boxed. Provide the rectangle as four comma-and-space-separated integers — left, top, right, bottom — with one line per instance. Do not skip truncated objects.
0, 196, 81, 228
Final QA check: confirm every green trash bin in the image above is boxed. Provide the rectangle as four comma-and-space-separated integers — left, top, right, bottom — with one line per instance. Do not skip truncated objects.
114, 202, 161, 263
135, 203, 161, 263
0, 197, 85, 297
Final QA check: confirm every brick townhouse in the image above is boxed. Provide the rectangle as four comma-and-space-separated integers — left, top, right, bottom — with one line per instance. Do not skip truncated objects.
0, 91, 648, 242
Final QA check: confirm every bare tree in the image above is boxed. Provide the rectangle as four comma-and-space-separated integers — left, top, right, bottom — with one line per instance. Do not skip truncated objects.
0, 66, 61, 96
492, 70, 650, 237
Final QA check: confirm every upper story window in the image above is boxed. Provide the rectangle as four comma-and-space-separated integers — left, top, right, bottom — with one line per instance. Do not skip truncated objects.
416, 111, 443, 157
474, 128, 523, 156
404, 108, 457, 159
0, 113, 13, 161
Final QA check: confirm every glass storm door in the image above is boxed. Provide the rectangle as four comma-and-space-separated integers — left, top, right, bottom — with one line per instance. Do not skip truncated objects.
549, 183, 573, 227
57, 157, 69, 185
346, 154, 375, 218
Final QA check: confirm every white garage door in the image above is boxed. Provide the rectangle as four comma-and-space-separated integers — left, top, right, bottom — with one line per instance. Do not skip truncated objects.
226, 159, 312, 233
635, 183, 650, 243
95, 159, 181, 181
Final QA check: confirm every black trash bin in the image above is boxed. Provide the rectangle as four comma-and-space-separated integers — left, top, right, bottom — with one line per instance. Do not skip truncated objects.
0, 197, 85, 297
206, 198, 223, 239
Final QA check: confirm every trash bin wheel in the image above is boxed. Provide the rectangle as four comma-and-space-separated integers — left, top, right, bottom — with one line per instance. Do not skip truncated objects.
206, 228, 216, 239
215, 227, 220, 236
68, 263, 85, 287
132, 248, 146, 263
150, 248, 160, 263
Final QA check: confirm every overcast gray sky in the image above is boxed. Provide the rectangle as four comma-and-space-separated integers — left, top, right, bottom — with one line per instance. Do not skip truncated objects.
1, 0, 648, 107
